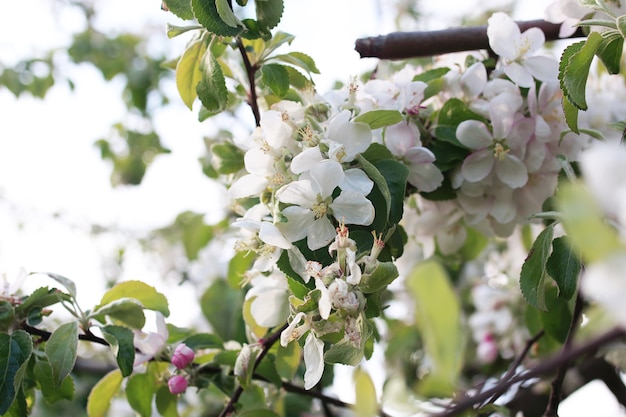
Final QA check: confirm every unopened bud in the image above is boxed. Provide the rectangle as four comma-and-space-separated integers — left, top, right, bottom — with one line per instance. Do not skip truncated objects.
171, 343, 195, 369
168, 375, 188, 394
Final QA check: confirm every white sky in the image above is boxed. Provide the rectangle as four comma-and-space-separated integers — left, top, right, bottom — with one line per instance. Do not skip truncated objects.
1, 0, 624, 415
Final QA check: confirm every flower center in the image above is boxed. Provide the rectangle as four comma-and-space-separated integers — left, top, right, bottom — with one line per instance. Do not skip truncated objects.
311, 197, 331, 219
492, 141, 510, 161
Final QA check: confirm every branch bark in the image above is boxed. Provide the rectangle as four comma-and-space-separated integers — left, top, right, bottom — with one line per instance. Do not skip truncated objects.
355, 20, 585, 60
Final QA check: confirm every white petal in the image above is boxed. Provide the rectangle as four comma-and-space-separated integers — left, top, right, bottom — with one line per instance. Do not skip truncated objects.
279, 206, 315, 243
276, 180, 316, 206
291, 146, 324, 174
229, 174, 268, 199
259, 222, 292, 249
331, 191, 375, 226
328, 110, 372, 161
261, 110, 292, 149
405, 146, 436, 164
310, 159, 344, 197
244, 148, 274, 175
456, 120, 493, 150
524, 56, 559, 83
461, 149, 494, 182
251, 289, 289, 327
303, 333, 325, 390
307, 216, 337, 250
408, 163, 444, 192
503, 63, 534, 88
341, 168, 374, 195
461, 62, 487, 97
520, 27, 545, 55
385, 122, 419, 156
487, 13, 520, 60
315, 277, 332, 320
495, 155, 528, 188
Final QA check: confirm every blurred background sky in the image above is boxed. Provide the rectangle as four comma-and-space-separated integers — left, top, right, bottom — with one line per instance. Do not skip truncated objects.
1, 1, 623, 415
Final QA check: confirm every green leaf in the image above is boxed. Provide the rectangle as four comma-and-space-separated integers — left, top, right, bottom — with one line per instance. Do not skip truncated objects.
374, 159, 409, 224
156, 385, 179, 417
617, 15, 626, 39
126, 372, 156, 417
562, 95, 580, 134
354, 110, 403, 130
200, 279, 245, 342
14, 286, 66, 317
557, 182, 624, 263
256, 0, 284, 30
284, 66, 313, 89
93, 298, 146, 328
215, 0, 244, 28
176, 39, 207, 110
261, 63, 290, 97
163, 0, 194, 20
98, 280, 170, 317
361, 143, 394, 163
359, 262, 399, 293
324, 339, 364, 366
211, 141, 245, 175
540, 287, 572, 344
101, 325, 136, 377
596, 34, 623, 74
228, 251, 256, 288
560, 32, 603, 111
357, 154, 391, 222
353, 368, 377, 417
234, 344, 259, 389
0, 301, 14, 330
87, 370, 123, 417
34, 360, 75, 404
546, 237, 581, 300
46, 321, 78, 387
434, 98, 483, 146
413, 67, 450, 83
406, 260, 463, 397
272, 51, 320, 74
520, 225, 554, 311
0, 331, 32, 415
197, 50, 229, 113
183, 332, 224, 350
275, 339, 301, 380
39, 272, 77, 298
192, 0, 244, 36
238, 409, 280, 417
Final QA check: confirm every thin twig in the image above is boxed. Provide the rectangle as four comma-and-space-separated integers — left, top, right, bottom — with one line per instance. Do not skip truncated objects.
23, 323, 109, 346
355, 20, 585, 60
434, 327, 626, 417
543, 294, 585, 417
236, 37, 261, 127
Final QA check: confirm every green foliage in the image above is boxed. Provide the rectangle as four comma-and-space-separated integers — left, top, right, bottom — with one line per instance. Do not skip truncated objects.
163, 0, 195, 20
546, 237, 581, 300
353, 368, 378, 417
33, 359, 75, 404
196, 48, 229, 114
101, 325, 136, 377
520, 225, 554, 311
354, 110, 403, 130
176, 37, 208, 109
127, 371, 157, 417
86, 369, 123, 417
434, 98, 484, 146
45, 321, 79, 387
192, 0, 245, 37
201, 279, 246, 342
406, 260, 463, 397
0, 331, 32, 415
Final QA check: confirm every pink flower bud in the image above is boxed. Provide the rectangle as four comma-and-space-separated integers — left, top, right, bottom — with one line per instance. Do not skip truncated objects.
168, 375, 188, 394
477, 334, 499, 364
171, 343, 195, 369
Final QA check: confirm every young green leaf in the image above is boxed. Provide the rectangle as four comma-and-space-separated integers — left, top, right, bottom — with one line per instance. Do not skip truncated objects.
595, 33, 623, 74
176, 38, 207, 110
271, 51, 320, 74
45, 321, 79, 387
101, 325, 136, 377
374, 159, 409, 225
163, 0, 194, 20
275, 339, 301, 380
215, 0, 244, 28
354, 110, 403, 130
359, 262, 399, 293
353, 368, 378, 417
234, 344, 260, 389
520, 225, 554, 311
98, 280, 170, 317
256, 0, 284, 30
126, 372, 156, 417
0, 331, 32, 415
87, 369, 123, 417
39, 272, 77, 298
192, 0, 244, 36
156, 385, 179, 417
33, 360, 75, 404
540, 287, 573, 344
261, 63, 290, 97
200, 279, 245, 342
92, 298, 146, 328
546, 236, 581, 300
562, 95, 580, 134
560, 32, 603, 111
406, 259, 463, 397
197, 50, 229, 113
357, 154, 391, 222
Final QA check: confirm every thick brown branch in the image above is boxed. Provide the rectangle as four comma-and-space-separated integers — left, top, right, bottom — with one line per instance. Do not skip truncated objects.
435, 327, 626, 417
355, 20, 585, 60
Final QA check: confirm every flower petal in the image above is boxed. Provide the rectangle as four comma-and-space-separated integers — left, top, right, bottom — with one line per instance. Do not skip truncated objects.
331, 191, 375, 226
251, 288, 289, 327
310, 159, 344, 197
276, 179, 317, 207
307, 216, 337, 250
487, 13, 520, 60
259, 222, 292, 249
524, 56, 559, 83
495, 154, 528, 188
229, 174, 268, 199
461, 149, 494, 183
408, 163, 444, 192
341, 168, 374, 195
303, 333, 325, 390
279, 206, 315, 243
456, 120, 493, 150
291, 146, 324, 174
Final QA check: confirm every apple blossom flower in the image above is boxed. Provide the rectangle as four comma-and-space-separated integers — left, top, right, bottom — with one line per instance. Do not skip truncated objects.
487, 12, 558, 88
246, 271, 290, 328
168, 375, 188, 394
133, 312, 169, 365
171, 343, 195, 369
545, 0, 590, 37
303, 332, 325, 390
276, 159, 375, 250
322, 110, 372, 163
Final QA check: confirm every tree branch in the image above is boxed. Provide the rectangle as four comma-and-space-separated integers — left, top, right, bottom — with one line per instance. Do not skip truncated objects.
435, 326, 626, 417
236, 37, 261, 127
355, 20, 585, 60
23, 323, 109, 346
543, 294, 585, 417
